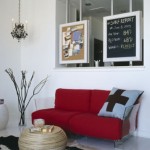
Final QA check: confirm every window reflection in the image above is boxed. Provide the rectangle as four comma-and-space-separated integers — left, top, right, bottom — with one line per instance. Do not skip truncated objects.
64, 0, 143, 67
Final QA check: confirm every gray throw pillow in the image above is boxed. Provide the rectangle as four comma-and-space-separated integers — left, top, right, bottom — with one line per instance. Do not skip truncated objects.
97, 87, 143, 120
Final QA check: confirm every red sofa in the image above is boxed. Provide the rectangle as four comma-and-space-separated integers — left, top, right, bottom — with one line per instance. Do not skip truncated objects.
32, 88, 140, 141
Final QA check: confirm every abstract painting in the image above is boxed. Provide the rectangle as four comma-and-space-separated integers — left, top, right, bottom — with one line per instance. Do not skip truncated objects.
59, 20, 89, 64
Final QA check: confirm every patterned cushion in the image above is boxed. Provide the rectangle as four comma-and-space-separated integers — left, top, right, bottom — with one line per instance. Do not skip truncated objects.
97, 87, 143, 120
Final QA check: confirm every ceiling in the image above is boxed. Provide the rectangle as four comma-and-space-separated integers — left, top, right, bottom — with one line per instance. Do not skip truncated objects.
68, 0, 143, 18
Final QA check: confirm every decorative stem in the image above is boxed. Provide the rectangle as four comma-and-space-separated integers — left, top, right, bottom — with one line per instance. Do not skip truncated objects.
5, 68, 48, 126
19, 110, 25, 126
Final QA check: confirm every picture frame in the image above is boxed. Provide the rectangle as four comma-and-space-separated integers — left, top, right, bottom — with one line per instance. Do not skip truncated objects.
59, 20, 89, 64
103, 11, 142, 62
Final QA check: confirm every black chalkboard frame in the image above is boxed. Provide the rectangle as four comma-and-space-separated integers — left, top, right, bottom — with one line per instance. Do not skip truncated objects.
103, 11, 142, 62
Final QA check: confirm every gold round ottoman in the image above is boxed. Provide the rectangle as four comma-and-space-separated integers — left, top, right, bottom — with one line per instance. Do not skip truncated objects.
18, 126, 67, 150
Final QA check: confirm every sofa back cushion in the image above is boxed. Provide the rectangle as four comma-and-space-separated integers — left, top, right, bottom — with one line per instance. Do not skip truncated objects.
90, 90, 110, 114
55, 88, 91, 112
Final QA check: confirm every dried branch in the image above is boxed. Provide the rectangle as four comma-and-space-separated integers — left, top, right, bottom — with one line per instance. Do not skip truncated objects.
5, 68, 48, 117
25, 76, 48, 110
5, 68, 22, 112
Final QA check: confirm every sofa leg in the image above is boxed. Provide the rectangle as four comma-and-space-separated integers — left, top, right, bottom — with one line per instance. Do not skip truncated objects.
114, 140, 123, 148
114, 134, 133, 149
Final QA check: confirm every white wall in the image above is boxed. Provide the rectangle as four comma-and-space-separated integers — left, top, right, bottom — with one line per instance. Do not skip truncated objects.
0, 0, 21, 125
1, 0, 150, 139
21, 0, 57, 117
0, 0, 57, 125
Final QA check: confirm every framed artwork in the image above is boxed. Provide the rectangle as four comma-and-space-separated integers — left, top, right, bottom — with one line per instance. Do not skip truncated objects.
59, 20, 89, 64
103, 11, 142, 62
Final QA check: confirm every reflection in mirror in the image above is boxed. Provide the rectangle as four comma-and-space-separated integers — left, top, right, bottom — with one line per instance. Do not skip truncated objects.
113, 0, 129, 14
61, 0, 144, 67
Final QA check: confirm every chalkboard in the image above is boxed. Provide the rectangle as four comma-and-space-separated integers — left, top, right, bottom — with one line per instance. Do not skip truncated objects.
103, 11, 142, 62
107, 16, 136, 58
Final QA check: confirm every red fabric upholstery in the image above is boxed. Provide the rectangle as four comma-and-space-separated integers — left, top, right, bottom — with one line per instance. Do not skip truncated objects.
55, 89, 91, 112
69, 113, 123, 140
32, 108, 80, 130
32, 108, 54, 124
90, 90, 110, 114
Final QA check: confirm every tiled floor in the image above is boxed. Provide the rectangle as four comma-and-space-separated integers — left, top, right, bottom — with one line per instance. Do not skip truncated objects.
67, 135, 150, 150
0, 120, 150, 150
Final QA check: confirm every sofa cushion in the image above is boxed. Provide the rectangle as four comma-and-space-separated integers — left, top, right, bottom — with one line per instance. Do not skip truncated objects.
55, 89, 91, 112
69, 113, 123, 140
98, 87, 143, 119
32, 108, 80, 130
90, 90, 110, 114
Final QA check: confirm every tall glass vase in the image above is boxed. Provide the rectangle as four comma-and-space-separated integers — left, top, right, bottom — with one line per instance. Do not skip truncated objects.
19, 111, 26, 126
19, 103, 26, 126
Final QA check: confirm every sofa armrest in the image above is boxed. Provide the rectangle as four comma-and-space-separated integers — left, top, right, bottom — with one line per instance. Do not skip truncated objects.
123, 105, 134, 120
34, 97, 54, 111
122, 103, 140, 138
